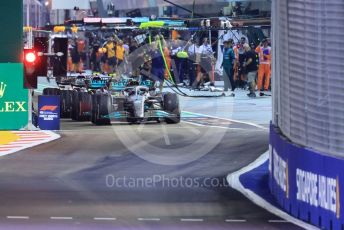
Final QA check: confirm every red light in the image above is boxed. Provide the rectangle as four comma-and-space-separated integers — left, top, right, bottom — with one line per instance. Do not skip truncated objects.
25, 52, 36, 63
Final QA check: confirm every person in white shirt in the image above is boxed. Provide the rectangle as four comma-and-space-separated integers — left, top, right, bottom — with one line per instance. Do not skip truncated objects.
192, 37, 216, 88
187, 39, 199, 86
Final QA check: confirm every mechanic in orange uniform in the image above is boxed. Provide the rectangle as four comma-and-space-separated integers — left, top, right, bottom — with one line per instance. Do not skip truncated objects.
255, 39, 271, 92
67, 39, 74, 72
76, 39, 86, 72
104, 37, 116, 73
160, 35, 171, 80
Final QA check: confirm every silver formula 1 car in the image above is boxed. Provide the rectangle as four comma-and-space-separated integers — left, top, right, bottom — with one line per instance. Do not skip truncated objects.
91, 80, 181, 125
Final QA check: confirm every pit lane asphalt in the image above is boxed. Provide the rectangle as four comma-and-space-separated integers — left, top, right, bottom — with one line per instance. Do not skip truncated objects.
0, 81, 302, 229
0, 119, 302, 229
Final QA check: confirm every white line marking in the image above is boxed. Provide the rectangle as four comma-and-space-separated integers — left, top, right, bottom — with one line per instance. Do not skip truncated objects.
50, 217, 73, 220
137, 218, 160, 221
7, 216, 29, 219
186, 126, 202, 135
183, 111, 268, 130
180, 218, 204, 222
182, 121, 245, 130
0, 145, 23, 148
57, 126, 214, 133
161, 124, 171, 145
268, 219, 289, 223
12, 131, 46, 134
226, 151, 319, 230
225, 219, 247, 222
94, 217, 117, 221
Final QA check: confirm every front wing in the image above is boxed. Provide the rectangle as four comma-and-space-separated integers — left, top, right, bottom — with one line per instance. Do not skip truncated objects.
101, 110, 178, 120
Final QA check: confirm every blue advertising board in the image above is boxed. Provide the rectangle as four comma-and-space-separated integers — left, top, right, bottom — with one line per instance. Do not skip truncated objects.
38, 96, 60, 130
269, 124, 344, 229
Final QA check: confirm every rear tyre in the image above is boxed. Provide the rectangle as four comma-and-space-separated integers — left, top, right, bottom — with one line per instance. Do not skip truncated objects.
92, 94, 111, 125
91, 94, 97, 124
43, 88, 60, 96
42, 88, 50, 95
71, 91, 79, 121
163, 93, 181, 124
74, 92, 91, 121
127, 117, 138, 124
60, 90, 72, 118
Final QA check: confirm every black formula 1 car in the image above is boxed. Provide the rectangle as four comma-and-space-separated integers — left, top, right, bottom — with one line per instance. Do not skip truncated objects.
43, 74, 111, 120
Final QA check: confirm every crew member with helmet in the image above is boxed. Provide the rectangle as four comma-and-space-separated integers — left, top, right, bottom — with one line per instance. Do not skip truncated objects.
98, 46, 108, 73
171, 37, 185, 85
104, 37, 116, 73
70, 39, 81, 73
115, 39, 125, 76
67, 39, 74, 72
90, 42, 101, 72
162, 37, 172, 82
76, 38, 86, 72
150, 35, 166, 93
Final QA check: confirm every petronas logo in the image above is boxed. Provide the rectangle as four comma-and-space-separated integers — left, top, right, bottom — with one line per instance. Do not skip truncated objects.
0, 82, 6, 98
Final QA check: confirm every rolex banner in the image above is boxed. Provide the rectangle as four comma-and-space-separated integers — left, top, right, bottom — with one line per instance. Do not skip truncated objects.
0, 63, 28, 130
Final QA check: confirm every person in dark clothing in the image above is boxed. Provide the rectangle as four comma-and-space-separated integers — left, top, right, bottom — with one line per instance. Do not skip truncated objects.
70, 42, 80, 72
222, 39, 236, 92
171, 39, 185, 85
150, 39, 166, 92
243, 43, 258, 97
250, 42, 260, 70
234, 37, 248, 89
90, 43, 101, 72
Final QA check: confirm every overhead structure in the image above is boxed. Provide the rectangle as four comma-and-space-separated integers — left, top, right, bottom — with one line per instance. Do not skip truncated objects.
51, 0, 90, 10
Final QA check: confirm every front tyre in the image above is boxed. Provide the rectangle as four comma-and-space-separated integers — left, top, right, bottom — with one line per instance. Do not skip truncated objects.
163, 93, 181, 124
